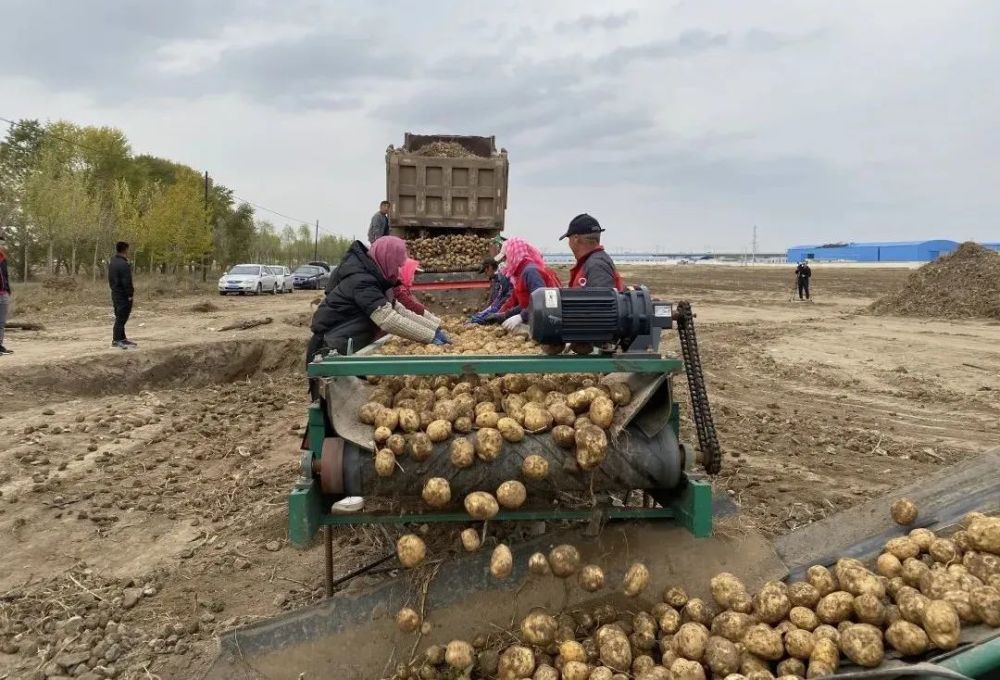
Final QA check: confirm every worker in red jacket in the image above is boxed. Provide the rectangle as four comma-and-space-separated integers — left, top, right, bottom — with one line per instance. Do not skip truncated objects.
562, 214, 623, 291
491, 237, 561, 332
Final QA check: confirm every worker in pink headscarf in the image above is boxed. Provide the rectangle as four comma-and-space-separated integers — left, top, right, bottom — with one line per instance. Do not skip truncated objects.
490, 237, 561, 332
307, 237, 448, 373
392, 257, 442, 327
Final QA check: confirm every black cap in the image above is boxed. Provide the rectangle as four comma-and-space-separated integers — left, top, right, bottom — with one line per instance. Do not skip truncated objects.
560, 213, 604, 240
478, 257, 498, 273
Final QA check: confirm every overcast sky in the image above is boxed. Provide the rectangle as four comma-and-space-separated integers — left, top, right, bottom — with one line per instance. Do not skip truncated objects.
3, 0, 999, 251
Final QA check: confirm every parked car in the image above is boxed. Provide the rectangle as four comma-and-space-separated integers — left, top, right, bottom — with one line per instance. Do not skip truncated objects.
218, 264, 279, 295
308, 260, 331, 271
291, 264, 331, 290
269, 265, 294, 293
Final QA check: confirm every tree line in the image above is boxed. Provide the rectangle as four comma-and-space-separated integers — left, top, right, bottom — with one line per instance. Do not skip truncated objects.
0, 118, 351, 281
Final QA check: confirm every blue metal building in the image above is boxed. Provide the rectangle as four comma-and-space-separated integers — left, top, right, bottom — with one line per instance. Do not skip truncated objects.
787, 240, 962, 263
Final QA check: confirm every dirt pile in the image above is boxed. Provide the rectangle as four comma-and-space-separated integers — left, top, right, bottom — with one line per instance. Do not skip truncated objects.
869, 242, 1000, 319
414, 141, 477, 158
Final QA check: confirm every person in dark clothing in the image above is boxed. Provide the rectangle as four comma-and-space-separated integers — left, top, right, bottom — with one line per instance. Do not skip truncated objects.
470, 258, 512, 324
795, 261, 812, 300
561, 213, 623, 290
367, 200, 391, 244
0, 229, 12, 355
108, 241, 135, 349
307, 237, 446, 375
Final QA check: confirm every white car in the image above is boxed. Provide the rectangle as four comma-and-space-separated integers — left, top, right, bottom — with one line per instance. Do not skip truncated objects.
218, 264, 279, 295
269, 265, 294, 293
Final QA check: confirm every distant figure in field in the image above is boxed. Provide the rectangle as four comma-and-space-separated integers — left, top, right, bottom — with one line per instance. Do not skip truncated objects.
0, 229, 12, 355
108, 241, 136, 349
795, 261, 812, 300
367, 200, 391, 244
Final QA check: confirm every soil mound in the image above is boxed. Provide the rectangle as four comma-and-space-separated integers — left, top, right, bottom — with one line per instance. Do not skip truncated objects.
414, 141, 476, 158
869, 242, 1000, 319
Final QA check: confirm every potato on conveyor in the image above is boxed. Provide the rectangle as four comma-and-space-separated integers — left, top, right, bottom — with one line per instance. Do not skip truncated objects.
460, 528, 481, 552
890, 497, 919, 525
463, 491, 499, 520
623, 562, 650, 597
396, 607, 421, 633
548, 544, 581, 578
491, 544, 513, 579
374, 449, 396, 477
421, 477, 451, 508
521, 454, 549, 480
496, 480, 527, 509
396, 534, 426, 568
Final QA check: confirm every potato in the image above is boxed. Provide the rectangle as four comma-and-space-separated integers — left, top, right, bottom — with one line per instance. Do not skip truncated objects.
740, 651, 770, 675
816, 591, 854, 624
712, 611, 752, 641
675, 622, 710, 660
885, 604, 902, 626
897, 588, 929, 624
588, 667, 614, 680
876, 553, 903, 579
901, 557, 930, 586
574, 415, 593, 430
445, 639, 474, 669
671, 658, 706, 680
754, 582, 791, 624
964, 551, 1000, 584
434, 386, 451, 400
813, 625, 840, 644
839, 623, 884, 668
967, 517, 1000, 553
476, 410, 500, 429
941, 589, 978, 624
929, 538, 959, 564
920, 570, 961, 599
522, 454, 549, 480
523, 403, 553, 432
375, 449, 396, 477
589, 396, 615, 429
704, 635, 740, 676
599, 629, 632, 672
521, 610, 558, 646
497, 417, 525, 443
548, 403, 576, 427
623, 562, 651, 597
418, 410, 434, 430
548, 544, 581, 578
971, 585, 1000, 626
464, 491, 499, 520
374, 425, 392, 445
839, 567, 885, 599
397, 534, 426, 568
953, 530, 972, 552
474, 401, 496, 416
496, 480, 527, 509
358, 402, 382, 425
777, 658, 806, 678
785, 629, 815, 660
909, 527, 936, 552
566, 389, 595, 413
663, 585, 689, 608
432, 399, 457, 423
550, 425, 576, 449
747, 672, 775, 680
453, 416, 473, 434
560, 640, 587, 663
529, 552, 550, 575
775, 620, 797, 635
742, 624, 783, 661
560, 661, 590, 680
475, 428, 503, 462
606, 382, 632, 406
683, 598, 716, 626
922, 600, 960, 650
885, 537, 921, 561
806, 638, 839, 679
806, 565, 837, 596
449, 437, 475, 468
421, 477, 451, 508
789, 606, 820, 631
426, 419, 452, 443
659, 607, 682, 635
460, 527, 481, 552
885, 620, 929, 656
787, 581, 821, 609
374, 407, 400, 431
578, 564, 606, 592
710, 573, 748, 610
575, 425, 608, 470
853, 593, 885, 626
889, 497, 918, 525
396, 607, 421, 633
491, 544, 513, 579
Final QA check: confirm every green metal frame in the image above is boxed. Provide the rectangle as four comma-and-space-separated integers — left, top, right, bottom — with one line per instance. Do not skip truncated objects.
290, 351, 712, 548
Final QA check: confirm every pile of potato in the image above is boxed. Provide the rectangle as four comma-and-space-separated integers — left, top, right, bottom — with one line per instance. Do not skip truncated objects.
407, 234, 492, 271
380, 323, 542, 357
389, 510, 1000, 680
361, 368, 633, 505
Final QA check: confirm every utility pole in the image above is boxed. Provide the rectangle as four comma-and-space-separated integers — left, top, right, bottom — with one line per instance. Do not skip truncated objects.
314, 220, 320, 260
752, 224, 758, 265
202, 171, 210, 281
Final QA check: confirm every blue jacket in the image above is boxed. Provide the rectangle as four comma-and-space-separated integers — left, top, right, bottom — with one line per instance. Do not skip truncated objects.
470, 273, 512, 323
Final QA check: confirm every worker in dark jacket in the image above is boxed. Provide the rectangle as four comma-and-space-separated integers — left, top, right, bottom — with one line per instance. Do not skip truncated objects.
367, 200, 391, 244
470, 257, 512, 324
307, 237, 447, 373
795, 261, 812, 300
0, 229, 12, 355
108, 241, 136, 349
562, 214, 623, 290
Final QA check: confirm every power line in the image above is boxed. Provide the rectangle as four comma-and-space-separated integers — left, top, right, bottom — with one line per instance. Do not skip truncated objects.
2, 114, 324, 233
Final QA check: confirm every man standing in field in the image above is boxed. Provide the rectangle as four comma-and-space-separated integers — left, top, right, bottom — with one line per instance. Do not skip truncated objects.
562, 213, 623, 290
795, 260, 812, 300
0, 229, 12, 355
368, 200, 391, 244
108, 241, 136, 349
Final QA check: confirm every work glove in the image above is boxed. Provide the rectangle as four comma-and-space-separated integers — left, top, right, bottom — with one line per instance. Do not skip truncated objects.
501, 315, 524, 332
432, 328, 451, 345
483, 313, 504, 325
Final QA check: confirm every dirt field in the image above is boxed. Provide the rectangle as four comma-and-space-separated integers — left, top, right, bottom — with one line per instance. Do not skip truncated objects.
2, 265, 999, 679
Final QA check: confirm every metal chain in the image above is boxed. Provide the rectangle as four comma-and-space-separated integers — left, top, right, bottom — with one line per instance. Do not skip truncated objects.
676, 301, 723, 474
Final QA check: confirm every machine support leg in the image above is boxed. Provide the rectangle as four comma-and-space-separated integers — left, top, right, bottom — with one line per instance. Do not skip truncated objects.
325, 526, 334, 598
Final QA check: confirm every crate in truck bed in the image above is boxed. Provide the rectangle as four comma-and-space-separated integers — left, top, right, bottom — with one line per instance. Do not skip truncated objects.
386, 133, 509, 232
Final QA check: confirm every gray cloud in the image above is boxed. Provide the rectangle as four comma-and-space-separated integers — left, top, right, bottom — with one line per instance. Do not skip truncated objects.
554, 11, 636, 33
592, 30, 731, 73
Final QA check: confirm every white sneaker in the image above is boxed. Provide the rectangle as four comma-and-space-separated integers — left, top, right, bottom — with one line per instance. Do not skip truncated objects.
332, 496, 365, 513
